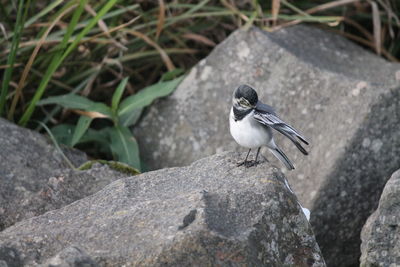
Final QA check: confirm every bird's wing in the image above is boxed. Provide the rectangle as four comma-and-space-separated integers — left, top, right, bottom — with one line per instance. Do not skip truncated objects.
255, 101, 276, 115
254, 108, 309, 155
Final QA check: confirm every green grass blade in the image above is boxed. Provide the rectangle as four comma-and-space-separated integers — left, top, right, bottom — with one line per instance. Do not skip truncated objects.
18, 0, 87, 125
111, 77, 129, 114
19, 0, 117, 126
0, 0, 26, 116
108, 126, 141, 170
118, 75, 184, 119
120, 108, 143, 127
78, 127, 110, 146
35, 120, 76, 169
160, 68, 184, 81
119, 48, 197, 63
60, 0, 88, 51
71, 115, 93, 147
38, 94, 112, 117
275, 14, 342, 22
280, 0, 311, 18
36, 75, 93, 130
40, 4, 139, 41
3, 0, 73, 41
24, 0, 64, 28
60, 0, 118, 63
185, 0, 211, 15
50, 124, 75, 146
243, 11, 257, 30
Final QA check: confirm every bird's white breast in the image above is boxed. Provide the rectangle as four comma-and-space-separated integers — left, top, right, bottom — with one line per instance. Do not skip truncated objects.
229, 108, 271, 149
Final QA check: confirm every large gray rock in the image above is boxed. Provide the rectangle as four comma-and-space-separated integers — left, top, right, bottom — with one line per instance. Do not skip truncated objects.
0, 118, 130, 230
0, 152, 325, 266
360, 169, 400, 266
134, 26, 400, 265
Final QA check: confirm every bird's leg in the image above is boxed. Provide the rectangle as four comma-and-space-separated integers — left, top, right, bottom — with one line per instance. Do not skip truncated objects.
254, 147, 261, 163
237, 149, 251, 167
244, 147, 261, 167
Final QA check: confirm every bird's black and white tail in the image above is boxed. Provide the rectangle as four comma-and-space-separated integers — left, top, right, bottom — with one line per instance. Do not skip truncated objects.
270, 147, 295, 170
253, 110, 309, 156
274, 124, 309, 155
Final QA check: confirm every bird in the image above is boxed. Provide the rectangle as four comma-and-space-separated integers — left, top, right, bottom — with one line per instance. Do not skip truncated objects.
229, 84, 309, 170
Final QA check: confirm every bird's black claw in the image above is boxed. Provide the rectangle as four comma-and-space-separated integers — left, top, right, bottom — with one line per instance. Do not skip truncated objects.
237, 160, 259, 168
245, 160, 259, 168
236, 161, 246, 167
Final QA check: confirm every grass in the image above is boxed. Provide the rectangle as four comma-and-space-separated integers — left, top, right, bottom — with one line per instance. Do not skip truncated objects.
0, 0, 399, 168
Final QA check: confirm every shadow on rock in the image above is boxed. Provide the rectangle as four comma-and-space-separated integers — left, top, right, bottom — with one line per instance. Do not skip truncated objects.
310, 87, 400, 266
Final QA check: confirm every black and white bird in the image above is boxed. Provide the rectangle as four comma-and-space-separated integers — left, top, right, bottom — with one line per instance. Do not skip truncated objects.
229, 84, 309, 170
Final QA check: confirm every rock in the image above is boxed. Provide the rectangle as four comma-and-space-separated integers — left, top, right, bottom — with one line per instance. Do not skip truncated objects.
0, 117, 87, 170
0, 118, 130, 230
0, 152, 326, 266
360, 169, 400, 266
134, 25, 400, 265
41, 246, 97, 267
0, 246, 22, 267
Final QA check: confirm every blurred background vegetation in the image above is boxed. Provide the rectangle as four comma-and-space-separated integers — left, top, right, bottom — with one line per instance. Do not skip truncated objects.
0, 0, 399, 171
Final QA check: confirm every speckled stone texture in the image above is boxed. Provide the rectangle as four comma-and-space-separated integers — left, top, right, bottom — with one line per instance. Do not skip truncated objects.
133, 25, 400, 265
360, 169, 400, 266
41, 246, 97, 267
0, 152, 325, 266
0, 118, 129, 230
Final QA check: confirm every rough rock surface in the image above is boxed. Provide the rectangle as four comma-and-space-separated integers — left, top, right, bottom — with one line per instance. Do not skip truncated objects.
0, 152, 325, 266
360, 169, 400, 266
41, 246, 97, 267
0, 118, 129, 230
134, 26, 400, 265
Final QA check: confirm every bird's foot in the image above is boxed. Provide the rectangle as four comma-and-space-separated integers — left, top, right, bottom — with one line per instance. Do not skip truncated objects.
236, 161, 246, 167
237, 160, 259, 168
245, 160, 259, 168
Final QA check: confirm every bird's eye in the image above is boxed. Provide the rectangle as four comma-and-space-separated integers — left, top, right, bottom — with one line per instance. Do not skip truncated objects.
239, 99, 248, 106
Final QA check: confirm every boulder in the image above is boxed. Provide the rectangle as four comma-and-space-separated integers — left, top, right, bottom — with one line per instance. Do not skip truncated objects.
0, 118, 130, 230
360, 169, 400, 266
134, 25, 400, 265
0, 152, 325, 266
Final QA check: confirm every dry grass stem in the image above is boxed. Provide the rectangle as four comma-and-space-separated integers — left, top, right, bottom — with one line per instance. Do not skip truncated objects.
125, 29, 176, 71
182, 33, 216, 46
8, 4, 78, 120
370, 1, 382, 55
272, 0, 281, 26
156, 0, 166, 40
84, 4, 127, 50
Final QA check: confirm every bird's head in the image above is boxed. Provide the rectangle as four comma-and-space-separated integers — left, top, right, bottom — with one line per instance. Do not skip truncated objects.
233, 84, 258, 110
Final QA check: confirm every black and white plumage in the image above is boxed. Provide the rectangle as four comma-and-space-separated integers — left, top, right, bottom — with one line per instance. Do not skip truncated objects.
229, 84, 309, 170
